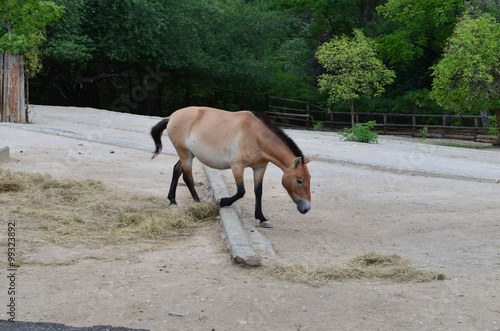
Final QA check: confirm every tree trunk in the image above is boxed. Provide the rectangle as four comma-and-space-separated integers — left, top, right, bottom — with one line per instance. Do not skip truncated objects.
349, 98, 355, 128
1, 52, 27, 123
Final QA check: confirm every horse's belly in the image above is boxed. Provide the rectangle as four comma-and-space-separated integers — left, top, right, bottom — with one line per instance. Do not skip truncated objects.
195, 151, 231, 169
186, 137, 232, 170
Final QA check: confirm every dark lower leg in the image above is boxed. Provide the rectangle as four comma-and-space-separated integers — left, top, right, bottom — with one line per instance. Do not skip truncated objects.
183, 172, 200, 202
219, 183, 245, 207
167, 160, 183, 205
254, 182, 268, 223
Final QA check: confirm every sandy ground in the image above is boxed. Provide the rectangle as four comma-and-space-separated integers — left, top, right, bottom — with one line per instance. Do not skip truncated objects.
1, 105, 500, 330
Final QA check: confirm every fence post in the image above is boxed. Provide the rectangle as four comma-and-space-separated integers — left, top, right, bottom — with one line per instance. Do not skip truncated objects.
474, 117, 479, 142
1, 52, 26, 123
442, 116, 447, 138
383, 114, 387, 135
411, 115, 416, 137
306, 103, 310, 129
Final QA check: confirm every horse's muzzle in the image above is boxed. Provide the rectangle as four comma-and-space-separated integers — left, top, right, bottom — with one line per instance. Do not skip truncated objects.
297, 199, 311, 214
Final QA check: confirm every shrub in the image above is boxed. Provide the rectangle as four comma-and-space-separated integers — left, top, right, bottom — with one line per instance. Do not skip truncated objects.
420, 127, 429, 139
488, 115, 499, 140
339, 121, 378, 143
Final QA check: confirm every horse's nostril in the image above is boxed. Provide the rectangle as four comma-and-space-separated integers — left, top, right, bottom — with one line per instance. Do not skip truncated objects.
297, 199, 311, 214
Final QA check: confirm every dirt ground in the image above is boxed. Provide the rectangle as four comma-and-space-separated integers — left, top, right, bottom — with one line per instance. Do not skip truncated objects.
1, 105, 500, 330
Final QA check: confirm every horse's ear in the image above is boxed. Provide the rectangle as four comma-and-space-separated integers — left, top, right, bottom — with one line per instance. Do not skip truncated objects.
304, 154, 319, 164
293, 157, 303, 168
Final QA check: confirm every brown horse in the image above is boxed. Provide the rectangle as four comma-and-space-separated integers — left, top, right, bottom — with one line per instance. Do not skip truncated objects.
151, 106, 317, 228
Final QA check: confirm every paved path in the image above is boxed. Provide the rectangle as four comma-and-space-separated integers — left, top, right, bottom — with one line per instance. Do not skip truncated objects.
0, 320, 148, 331
3, 105, 498, 182
289, 129, 500, 182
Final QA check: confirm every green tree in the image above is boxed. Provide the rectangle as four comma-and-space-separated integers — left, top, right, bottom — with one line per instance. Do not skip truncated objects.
43, 0, 93, 64
1, 0, 63, 75
374, 0, 464, 98
376, 0, 464, 66
430, 12, 500, 145
316, 29, 395, 127
280, 0, 384, 39
430, 13, 500, 115
280, 0, 359, 38
37, 0, 298, 112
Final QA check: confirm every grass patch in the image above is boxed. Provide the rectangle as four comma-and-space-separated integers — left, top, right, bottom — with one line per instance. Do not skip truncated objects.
266, 253, 445, 286
0, 168, 219, 245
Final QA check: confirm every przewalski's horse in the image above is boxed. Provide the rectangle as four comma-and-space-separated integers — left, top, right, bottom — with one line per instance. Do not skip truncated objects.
151, 106, 317, 228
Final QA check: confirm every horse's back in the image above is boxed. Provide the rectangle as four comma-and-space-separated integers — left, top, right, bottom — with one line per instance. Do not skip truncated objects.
166, 107, 259, 169
167, 106, 254, 137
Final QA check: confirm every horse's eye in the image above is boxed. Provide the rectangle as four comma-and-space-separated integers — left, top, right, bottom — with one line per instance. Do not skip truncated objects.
296, 178, 303, 185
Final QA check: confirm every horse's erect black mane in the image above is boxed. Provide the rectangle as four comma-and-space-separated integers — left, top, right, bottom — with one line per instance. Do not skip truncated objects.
252, 112, 304, 161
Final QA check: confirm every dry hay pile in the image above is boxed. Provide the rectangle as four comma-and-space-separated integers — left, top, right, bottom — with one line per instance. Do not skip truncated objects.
0, 168, 219, 245
267, 253, 445, 286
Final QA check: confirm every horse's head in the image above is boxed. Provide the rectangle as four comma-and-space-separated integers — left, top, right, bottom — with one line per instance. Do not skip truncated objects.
282, 154, 318, 214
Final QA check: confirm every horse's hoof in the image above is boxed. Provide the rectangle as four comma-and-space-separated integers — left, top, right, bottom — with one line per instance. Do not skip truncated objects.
260, 221, 273, 228
168, 203, 179, 209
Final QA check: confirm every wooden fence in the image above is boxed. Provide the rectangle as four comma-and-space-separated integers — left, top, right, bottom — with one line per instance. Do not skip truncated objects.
1, 52, 26, 123
266, 96, 495, 143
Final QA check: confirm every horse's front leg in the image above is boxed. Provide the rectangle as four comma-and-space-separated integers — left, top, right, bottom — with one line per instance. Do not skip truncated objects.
253, 165, 272, 228
219, 166, 245, 207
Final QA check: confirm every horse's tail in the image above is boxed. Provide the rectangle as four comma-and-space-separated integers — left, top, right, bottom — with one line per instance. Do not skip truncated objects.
151, 117, 170, 159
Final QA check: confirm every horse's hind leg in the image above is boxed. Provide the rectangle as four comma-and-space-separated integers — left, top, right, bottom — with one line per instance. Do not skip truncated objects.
180, 155, 200, 203
168, 158, 200, 204
167, 160, 183, 205
182, 171, 200, 203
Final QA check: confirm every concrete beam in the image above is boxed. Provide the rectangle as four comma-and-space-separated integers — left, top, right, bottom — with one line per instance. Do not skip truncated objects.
204, 166, 261, 266
0, 145, 9, 161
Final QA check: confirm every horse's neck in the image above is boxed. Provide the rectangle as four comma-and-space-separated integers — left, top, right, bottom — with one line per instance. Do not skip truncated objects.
259, 133, 296, 172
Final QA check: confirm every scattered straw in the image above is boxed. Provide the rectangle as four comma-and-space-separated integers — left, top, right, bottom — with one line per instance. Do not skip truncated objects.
266, 253, 445, 286
0, 168, 219, 245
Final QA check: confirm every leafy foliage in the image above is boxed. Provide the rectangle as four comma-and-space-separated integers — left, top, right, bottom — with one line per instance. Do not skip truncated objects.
0, 0, 63, 75
43, 0, 93, 63
280, 0, 359, 38
420, 127, 429, 139
339, 121, 379, 143
430, 12, 500, 114
35, 0, 300, 112
281, 0, 383, 39
24, 0, 500, 123
316, 29, 395, 125
488, 115, 500, 140
316, 29, 395, 103
376, 0, 465, 66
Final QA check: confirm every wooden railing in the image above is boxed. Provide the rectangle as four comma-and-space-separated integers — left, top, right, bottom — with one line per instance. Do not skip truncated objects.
266, 96, 495, 143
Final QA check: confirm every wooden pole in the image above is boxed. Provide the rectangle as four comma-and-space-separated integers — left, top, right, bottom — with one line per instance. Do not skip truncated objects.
1, 52, 26, 123
0, 53, 3, 122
